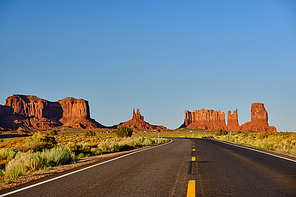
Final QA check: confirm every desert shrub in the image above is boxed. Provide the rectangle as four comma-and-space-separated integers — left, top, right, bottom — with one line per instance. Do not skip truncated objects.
0, 148, 18, 167
25, 132, 57, 151
84, 130, 96, 137
97, 139, 119, 153
5, 152, 32, 173
6, 166, 21, 180
66, 142, 81, 151
216, 129, 228, 136
49, 130, 58, 136
115, 126, 133, 137
29, 153, 46, 171
5, 146, 74, 179
202, 135, 214, 139
41, 146, 75, 166
5, 161, 29, 180
77, 153, 85, 159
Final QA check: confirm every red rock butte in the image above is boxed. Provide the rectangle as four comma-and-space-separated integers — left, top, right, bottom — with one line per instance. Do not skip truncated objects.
182, 109, 226, 130
227, 109, 240, 130
240, 103, 276, 132
181, 103, 276, 132
118, 108, 167, 130
0, 94, 104, 130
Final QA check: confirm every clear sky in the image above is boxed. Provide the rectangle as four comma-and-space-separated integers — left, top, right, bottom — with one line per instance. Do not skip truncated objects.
0, 0, 295, 131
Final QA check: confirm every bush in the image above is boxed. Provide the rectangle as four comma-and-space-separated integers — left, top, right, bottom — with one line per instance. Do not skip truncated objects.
41, 146, 75, 166
115, 126, 133, 138
5, 146, 74, 180
216, 129, 228, 136
6, 163, 29, 180
0, 148, 18, 167
49, 130, 58, 136
25, 132, 57, 151
202, 135, 214, 139
84, 130, 96, 137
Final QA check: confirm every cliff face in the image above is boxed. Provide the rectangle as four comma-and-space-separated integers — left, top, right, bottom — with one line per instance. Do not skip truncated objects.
182, 109, 226, 130
118, 108, 167, 130
0, 94, 104, 130
227, 109, 240, 130
240, 103, 276, 132
181, 103, 276, 132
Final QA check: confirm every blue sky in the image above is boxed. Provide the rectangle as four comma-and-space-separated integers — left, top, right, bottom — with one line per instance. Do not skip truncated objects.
0, 0, 295, 131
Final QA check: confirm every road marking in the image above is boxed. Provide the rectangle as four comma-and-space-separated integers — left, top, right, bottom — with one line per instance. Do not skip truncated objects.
192, 157, 196, 161
212, 139, 296, 163
0, 140, 173, 197
186, 180, 196, 197
192, 149, 195, 151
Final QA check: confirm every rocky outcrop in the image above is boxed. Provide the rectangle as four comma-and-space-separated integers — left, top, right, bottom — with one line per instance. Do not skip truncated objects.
181, 109, 226, 129
57, 97, 99, 129
240, 103, 276, 132
227, 109, 240, 130
0, 94, 104, 130
118, 108, 167, 130
181, 103, 276, 132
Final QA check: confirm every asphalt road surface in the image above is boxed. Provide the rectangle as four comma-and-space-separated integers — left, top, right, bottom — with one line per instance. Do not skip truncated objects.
1, 138, 296, 197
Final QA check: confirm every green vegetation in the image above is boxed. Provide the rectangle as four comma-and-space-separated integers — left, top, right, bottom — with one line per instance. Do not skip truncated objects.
216, 129, 228, 136
24, 132, 57, 151
0, 148, 18, 167
84, 130, 96, 137
115, 126, 133, 137
4, 146, 75, 180
49, 130, 58, 136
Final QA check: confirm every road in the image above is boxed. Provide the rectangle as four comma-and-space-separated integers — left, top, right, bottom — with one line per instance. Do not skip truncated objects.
1, 138, 296, 197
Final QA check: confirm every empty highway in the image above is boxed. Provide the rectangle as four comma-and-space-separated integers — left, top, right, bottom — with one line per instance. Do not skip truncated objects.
1, 138, 296, 197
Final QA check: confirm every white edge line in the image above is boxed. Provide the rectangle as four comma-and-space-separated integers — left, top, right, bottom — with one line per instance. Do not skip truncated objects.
0, 139, 173, 197
211, 139, 296, 163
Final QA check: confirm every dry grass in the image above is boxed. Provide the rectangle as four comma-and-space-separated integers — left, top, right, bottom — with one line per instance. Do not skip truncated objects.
215, 131, 296, 155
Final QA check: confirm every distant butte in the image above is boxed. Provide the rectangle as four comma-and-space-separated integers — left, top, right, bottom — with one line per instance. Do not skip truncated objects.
0, 94, 104, 131
117, 108, 167, 130
181, 109, 226, 130
227, 109, 240, 130
180, 103, 276, 132
240, 103, 276, 132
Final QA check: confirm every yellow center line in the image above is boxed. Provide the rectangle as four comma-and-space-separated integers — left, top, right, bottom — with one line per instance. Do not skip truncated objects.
192, 157, 196, 161
186, 180, 196, 197
192, 149, 195, 151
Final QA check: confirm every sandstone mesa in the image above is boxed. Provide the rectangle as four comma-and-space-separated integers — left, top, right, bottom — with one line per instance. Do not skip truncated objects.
0, 94, 104, 131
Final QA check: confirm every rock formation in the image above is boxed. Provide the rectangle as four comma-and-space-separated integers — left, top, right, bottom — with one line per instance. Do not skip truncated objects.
227, 109, 240, 130
0, 94, 104, 130
118, 108, 167, 130
181, 103, 276, 132
181, 109, 226, 129
240, 103, 276, 132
